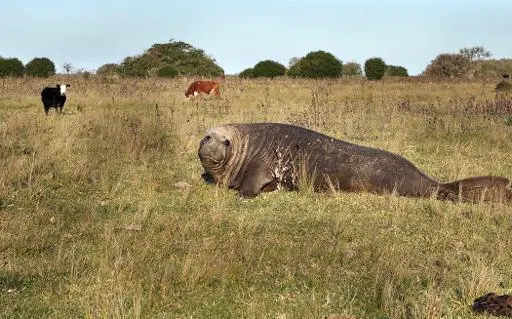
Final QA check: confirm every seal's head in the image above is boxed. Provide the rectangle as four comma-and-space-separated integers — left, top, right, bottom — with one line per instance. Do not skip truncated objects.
198, 127, 234, 183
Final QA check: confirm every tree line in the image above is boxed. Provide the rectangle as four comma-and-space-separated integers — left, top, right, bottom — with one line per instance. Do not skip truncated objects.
240, 52, 407, 80
1, 41, 510, 80
239, 46, 510, 80
0, 57, 56, 77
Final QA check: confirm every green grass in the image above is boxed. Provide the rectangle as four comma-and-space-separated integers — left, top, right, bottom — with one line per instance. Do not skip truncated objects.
0, 76, 511, 318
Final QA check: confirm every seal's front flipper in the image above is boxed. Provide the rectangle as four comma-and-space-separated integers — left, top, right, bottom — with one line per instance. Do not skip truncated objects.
201, 172, 215, 184
238, 164, 274, 198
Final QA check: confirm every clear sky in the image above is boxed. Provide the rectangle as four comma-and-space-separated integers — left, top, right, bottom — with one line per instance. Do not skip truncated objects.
1, 0, 511, 75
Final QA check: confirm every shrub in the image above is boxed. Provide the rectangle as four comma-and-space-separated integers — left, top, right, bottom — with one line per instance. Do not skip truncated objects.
288, 57, 301, 68
120, 56, 148, 77
157, 65, 179, 78
423, 54, 471, 78
0, 57, 24, 77
342, 61, 362, 77
119, 40, 224, 77
478, 59, 512, 78
252, 60, 287, 78
287, 61, 302, 77
96, 63, 120, 75
293, 51, 342, 78
238, 68, 254, 78
386, 65, 408, 77
364, 57, 386, 80
25, 57, 56, 77
80, 70, 91, 80
496, 80, 512, 92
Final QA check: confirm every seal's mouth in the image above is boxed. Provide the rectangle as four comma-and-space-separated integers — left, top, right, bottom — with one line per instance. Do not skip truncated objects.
198, 153, 222, 165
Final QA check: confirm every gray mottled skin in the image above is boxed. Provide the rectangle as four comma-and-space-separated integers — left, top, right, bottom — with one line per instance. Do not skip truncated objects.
198, 123, 512, 202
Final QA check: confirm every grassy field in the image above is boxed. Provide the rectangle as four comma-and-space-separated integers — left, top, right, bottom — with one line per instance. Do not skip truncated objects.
0, 75, 511, 319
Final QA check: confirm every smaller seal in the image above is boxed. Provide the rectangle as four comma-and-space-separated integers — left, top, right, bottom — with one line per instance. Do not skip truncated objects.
472, 292, 512, 317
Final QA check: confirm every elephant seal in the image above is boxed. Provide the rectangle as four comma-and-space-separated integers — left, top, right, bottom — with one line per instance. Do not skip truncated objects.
198, 123, 512, 203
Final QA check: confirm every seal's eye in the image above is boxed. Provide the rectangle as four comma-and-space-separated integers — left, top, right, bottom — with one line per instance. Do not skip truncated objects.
223, 140, 230, 147
204, 135, 211, 142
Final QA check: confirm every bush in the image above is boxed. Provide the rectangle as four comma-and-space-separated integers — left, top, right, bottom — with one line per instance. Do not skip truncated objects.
342, 61, 362, 77
0, 57, 24, 77
25, 57, 56, 77
386, 65, 408, 77
238, 68, 254, 78
157, 65, 179, 78
119, 40, 224, 77
288, 57, 301, 68
423, 54, 471, 78
478, 59, 512, 78
287, 61, 301, 77
120, 56, 148, 77
252, 60, 286, 78
293, 51, 342, 78
496, 80, 512, 92
97, 63, 120, 75
364, 57, 387, 80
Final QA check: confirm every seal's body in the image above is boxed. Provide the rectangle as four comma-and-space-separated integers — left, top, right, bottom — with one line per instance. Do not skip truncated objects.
198, 123, 511, 202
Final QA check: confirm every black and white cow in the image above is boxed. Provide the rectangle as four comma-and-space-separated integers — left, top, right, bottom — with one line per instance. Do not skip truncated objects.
40, 84, 71, 115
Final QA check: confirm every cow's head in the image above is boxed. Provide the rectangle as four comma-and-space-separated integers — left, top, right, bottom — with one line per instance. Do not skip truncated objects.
58, 84, 71, 95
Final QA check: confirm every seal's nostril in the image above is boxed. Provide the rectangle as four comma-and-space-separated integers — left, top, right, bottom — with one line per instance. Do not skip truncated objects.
200, 135, 211, 146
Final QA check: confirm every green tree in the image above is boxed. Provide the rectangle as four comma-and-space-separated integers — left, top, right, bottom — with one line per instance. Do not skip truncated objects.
293, 51, 342, 78
252, 60, 287, 78
459, 46, 492, 78
238, 67, 254, 78
386, 65, 408, 77
120, 56, 150, 77
0, 57, 24, 77
364, 57, 387, 80
96, 63, 121, 75
342, 61, 362, 77
288, 57, 301, 68
119, 40, 224, 77
63, 62, 73, 74
287, 60, 302, 77
459, 46, 491, 62
423, 54, 471, 78
25, 57, 56, 77
157, 65, 179, 77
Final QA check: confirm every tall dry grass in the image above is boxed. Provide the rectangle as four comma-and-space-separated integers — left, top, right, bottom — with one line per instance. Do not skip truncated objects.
0, 75, 511, 318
